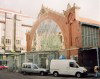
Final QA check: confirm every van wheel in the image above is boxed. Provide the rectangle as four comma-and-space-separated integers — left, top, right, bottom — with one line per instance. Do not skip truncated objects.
76, 72, 81, 78
53, 72, 59, 77
23, 71, 27, 75
40, 71, 45, 76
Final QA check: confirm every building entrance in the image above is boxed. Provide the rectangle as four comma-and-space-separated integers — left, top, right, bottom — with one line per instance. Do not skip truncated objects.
79, 49, 100, 72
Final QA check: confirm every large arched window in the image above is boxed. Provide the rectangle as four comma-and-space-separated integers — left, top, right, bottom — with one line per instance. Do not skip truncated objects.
34, 19, 65, 51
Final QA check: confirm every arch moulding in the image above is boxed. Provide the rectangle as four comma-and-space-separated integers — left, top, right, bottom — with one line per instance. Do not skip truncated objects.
26, 6, 82, 59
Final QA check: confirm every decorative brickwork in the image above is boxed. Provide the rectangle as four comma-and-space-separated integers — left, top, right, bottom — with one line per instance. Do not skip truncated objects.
26, 5, 82, 59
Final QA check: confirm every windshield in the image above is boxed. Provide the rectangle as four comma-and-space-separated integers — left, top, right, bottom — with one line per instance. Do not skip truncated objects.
33, 64, 39, 69
75, 63, 79, 67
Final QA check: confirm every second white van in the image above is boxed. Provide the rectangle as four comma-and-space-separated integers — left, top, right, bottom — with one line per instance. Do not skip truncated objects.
50, 59, 87, 78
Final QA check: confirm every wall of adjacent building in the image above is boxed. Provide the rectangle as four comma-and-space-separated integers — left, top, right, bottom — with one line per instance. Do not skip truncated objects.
81, 23, 100, 48
0, 10, 33, 53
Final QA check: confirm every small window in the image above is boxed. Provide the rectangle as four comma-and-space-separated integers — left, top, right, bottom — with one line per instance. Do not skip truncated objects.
70, 62, 79, 68
70, 62, 75, 67
5, 39, 11, 45
6, 39, 8, 44
22, 65, 26, 68
33, 65, 38, 69
1, 36, 4, 44
16, 40, 21, 44
27, 65, 31, 68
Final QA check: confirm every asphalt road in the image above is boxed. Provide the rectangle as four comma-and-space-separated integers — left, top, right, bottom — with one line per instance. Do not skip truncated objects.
0, 69, 97, 79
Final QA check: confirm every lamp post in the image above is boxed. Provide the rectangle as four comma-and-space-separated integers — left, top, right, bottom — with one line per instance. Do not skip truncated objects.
13, 14, 16, 52
3, 12, 7, 53
96, 47, 99, 66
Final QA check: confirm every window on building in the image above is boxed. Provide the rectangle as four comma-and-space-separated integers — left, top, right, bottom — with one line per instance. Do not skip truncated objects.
1, 36, 4, 44
6, 13, 13, 19
0, 12, 5, 21
5, 39, 11, 45
27, 65, 31, 68
16, 40, 21, 44
82, 25, 100, 47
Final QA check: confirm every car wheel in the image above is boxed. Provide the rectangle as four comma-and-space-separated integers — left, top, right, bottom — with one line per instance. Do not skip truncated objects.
40, 71, 45, 76
76, 72, 81, 78
23, 71, 27, 75
53, 72, 59, 77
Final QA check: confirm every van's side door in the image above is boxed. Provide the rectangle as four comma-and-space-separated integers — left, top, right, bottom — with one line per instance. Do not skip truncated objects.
60, 63, 70, 75
64, 66, 70, 75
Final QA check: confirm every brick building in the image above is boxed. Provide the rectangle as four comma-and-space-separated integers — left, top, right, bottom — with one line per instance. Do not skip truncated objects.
78, 18, 100, 72
26, 5, 100, 71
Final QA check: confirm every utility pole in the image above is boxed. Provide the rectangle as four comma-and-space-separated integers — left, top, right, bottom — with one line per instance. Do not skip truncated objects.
3, 12, 7, 53
2, 12, 7, 61
13, 14, 16, 52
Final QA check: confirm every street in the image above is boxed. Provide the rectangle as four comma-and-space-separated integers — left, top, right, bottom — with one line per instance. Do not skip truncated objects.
0, 70, 97, 79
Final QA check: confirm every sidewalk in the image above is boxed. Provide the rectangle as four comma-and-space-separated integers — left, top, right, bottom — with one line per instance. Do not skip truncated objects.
88, 73, 100, 78
88, 73, 95, 77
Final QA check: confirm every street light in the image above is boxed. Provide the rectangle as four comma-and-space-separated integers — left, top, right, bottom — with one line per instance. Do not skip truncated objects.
96, 47, 99, 66
92, 47, 99, 67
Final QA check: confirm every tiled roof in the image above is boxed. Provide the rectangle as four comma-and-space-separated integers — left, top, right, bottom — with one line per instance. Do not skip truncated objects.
78, 17, 100, 26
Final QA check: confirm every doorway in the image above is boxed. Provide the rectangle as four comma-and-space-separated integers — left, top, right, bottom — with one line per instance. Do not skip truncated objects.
78, 49, 100, 72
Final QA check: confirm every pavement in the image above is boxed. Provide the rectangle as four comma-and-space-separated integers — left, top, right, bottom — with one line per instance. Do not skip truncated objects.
0, 69, 99, 79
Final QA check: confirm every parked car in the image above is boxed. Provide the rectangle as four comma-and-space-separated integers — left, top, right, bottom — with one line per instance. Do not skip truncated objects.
0, 65, 8, 70
4, 65, 8, 69
50, 59, 87, 78
21, 63, 49, 75
0, 65, 4, 70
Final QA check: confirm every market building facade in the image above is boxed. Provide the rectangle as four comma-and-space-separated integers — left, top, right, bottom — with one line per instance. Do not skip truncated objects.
26, 4, 100, 71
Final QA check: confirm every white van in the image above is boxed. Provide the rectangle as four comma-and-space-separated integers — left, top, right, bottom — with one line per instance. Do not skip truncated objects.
21, 63, 49, 76
50, 59, 87, 78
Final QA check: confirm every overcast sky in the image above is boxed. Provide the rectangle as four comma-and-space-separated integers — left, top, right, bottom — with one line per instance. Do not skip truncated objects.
0, 0, 100, 21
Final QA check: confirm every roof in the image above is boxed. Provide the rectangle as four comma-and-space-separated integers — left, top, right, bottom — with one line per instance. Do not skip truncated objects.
22, 63, 33, 65
0, 8, 33, 18
78, 17, 100, 26
51, 59, 76, 62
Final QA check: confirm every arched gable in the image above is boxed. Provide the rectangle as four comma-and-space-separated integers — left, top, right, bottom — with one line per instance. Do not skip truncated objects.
26, 6, 82, 59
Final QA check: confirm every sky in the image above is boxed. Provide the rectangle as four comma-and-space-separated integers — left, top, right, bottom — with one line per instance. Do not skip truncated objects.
0, 0, 100, 22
